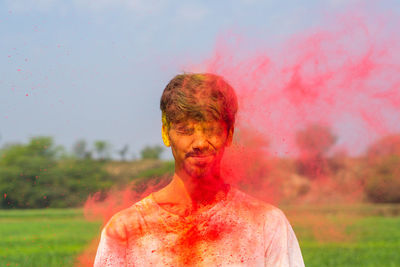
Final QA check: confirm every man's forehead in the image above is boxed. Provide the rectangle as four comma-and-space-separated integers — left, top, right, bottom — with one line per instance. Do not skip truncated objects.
171, 119, 227, 128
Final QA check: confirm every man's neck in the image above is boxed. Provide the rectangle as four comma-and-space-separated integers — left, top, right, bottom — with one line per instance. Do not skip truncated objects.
153, 172, 229, 217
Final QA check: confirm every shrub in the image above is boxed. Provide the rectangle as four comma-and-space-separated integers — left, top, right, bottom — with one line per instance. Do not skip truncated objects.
140, 145, 164, 160
365, 155, 400, 203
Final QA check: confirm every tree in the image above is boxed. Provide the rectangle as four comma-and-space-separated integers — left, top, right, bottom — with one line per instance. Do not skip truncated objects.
118, 145, 129, 161
367, 134, 400, 159
295, 124, 337, 179
296, 124, 337, 155
140, 145, 164, 160
94, 141, 111, 160
72, 139, 91, 159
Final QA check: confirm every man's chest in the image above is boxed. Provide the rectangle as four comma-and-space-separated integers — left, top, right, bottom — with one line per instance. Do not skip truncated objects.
125, 217, 265, 267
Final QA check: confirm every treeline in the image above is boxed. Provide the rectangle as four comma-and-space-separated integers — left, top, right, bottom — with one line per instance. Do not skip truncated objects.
71, 139, 164, 161
1, 126, 400, 209
0, 137, 166, 209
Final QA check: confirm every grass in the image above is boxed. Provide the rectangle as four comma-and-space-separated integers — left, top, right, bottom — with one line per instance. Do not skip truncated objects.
0, 209, 101, 267
0, 205, 399, 267
283, 204, 400, 267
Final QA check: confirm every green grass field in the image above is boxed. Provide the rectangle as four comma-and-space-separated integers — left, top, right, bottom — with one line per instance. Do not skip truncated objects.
299, 216, 400, 267
0, 209, 102, 267
1, 205, 399, 267
285, 205, 400, 267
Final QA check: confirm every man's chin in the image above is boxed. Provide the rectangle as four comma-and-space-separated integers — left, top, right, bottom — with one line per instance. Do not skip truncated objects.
184, 164, 213, 179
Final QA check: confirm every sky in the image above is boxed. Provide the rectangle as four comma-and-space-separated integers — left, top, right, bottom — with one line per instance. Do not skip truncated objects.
1, 0, 400, 159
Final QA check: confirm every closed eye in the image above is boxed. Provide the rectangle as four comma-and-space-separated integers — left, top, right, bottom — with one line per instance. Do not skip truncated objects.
176, 127, 194, 135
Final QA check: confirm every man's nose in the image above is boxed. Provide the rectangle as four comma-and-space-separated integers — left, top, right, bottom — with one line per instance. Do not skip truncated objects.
192, 129, 209, 150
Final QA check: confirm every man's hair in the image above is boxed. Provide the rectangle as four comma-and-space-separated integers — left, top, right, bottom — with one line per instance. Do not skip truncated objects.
160, 73, 238, 130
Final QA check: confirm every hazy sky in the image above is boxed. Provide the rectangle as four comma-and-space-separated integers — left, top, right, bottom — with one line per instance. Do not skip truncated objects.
1, 0, 399, 159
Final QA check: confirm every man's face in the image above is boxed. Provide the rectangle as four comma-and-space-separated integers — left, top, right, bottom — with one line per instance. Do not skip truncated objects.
164, 118, 232, 179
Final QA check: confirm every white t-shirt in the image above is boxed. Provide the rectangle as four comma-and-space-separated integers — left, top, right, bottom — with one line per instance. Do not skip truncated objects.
94, 187, 304, 267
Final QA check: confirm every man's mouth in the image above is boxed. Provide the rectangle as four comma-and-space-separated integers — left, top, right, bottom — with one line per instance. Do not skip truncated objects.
191, 154, 213, 158
186, 152, 215, 158
186, 153, 215, 166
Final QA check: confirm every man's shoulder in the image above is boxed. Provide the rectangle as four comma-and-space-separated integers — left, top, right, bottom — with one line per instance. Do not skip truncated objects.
103, 194, 158, 241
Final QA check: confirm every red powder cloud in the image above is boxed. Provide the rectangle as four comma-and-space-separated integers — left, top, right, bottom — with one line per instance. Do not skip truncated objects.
77, 8, 400, 266
201, 11, 400, 157
194, 10, 400, 203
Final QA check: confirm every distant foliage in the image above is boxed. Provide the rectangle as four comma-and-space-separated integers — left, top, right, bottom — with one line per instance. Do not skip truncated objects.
295, 124, 337, 179
365, 155, 400, 203
118, 145, 129, 161
135, 161, 174, 179
296, 124, 337, 154
365, 135, 400, 203
367, 134, 400, 158
140, 145, 164, 160
0, 137, 111, 208
94, 140, 111, 160
133, 161, 174, 193
72, 139, 91, 159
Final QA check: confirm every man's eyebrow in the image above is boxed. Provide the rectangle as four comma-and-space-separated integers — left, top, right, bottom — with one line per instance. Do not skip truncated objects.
173, 123, 190, 128
176, 125, 192, 130
173, 125, 195, 132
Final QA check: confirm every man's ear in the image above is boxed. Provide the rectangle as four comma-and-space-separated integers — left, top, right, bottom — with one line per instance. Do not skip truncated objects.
226, 127, 234, 147
161, 114, 170, 147
161, 124, 170, 147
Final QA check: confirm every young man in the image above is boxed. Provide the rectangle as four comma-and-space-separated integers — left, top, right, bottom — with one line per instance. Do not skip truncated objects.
94, 73, 304, 266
